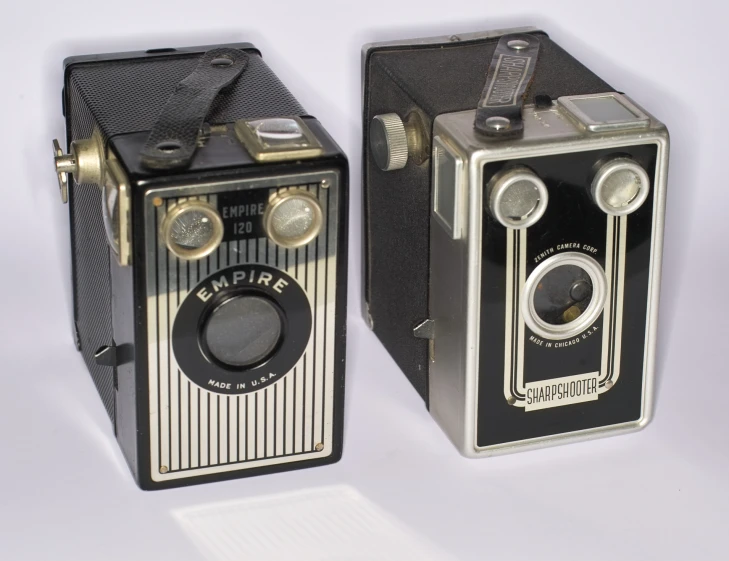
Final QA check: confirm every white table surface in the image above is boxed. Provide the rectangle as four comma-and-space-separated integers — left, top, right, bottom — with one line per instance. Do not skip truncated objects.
2, 1, 727, 559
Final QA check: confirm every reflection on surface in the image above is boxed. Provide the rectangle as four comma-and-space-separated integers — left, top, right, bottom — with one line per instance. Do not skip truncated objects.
173, 485, 459, 561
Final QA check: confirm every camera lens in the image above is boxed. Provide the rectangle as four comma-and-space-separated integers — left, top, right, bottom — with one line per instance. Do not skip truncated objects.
592, 158, 650, 216
522, 252, 607, 340
203, 295, 283, 368
264, 189, 323, 248
162, 200, 224, 260
171, 209, 214, 249
487, 167, 549, 229
533, 265, 594, 325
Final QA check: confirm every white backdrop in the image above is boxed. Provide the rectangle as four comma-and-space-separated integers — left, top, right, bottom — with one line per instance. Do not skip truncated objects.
1, 1, 727, 559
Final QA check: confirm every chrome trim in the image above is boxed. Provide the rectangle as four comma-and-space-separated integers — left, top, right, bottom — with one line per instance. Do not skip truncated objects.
432, 136, 466, 239
521, 252, 608, 341
558, 92, 650, 133
429, 102, 669, 456
144, 170, 340, 481
486, 167, 548, 229
161, 200, 224, 261
592, 157, 651, 216
104, 158, 132, 266
235, 116, 323, 162
263, 188, 324, 249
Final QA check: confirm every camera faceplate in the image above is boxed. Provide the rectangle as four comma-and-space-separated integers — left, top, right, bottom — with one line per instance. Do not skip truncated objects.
429, 102, 668, 455
143, 170, 340, 482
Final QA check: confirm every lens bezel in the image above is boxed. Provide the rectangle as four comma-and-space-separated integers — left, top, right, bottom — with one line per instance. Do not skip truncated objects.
161, 199, 224, 260
487, 166, 549, 229
199, 291, 286, 371
171, 264, 313, 395
263, 189, 323, 248
521, 252, 608, 340
591, 157, 650, 216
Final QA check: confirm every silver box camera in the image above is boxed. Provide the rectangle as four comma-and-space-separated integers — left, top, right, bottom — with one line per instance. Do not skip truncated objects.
362, 29, 669, 455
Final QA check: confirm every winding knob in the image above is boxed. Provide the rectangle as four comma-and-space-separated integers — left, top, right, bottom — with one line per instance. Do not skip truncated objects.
370, 113, 409, 171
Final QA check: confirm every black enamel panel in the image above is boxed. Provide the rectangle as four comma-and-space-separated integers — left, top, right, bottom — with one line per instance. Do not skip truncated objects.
477, 143, 658, 447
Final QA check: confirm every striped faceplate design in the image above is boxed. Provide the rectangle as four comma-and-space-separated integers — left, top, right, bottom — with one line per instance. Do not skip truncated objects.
144, 171, 339, 482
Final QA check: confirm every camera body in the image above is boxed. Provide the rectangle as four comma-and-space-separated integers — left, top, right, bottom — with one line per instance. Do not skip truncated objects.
362, 29, 668, 455
56, 44, 347, 489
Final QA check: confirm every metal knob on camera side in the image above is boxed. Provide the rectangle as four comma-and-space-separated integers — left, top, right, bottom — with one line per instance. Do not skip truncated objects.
370, 112, 429, 171
52, 132, 106, 204
53, 131, 133, 266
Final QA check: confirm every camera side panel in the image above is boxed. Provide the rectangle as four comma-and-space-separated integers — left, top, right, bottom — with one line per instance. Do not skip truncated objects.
362, 30, 614, 406
62, 45, 307, 428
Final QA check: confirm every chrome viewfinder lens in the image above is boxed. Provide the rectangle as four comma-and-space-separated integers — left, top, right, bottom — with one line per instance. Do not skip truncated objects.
592, 158, 650, 216
264, 189, 323, 248
162, 200, 224, 260
487, 167, 549, 229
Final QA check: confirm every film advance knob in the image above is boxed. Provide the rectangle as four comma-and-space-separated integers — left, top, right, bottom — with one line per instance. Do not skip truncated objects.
370, 113, 409, 171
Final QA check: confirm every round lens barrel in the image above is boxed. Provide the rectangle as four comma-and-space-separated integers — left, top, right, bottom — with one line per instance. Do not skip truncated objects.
487, 167, 549, 229
591, 158, 650, 216
264, 190, 323, 248
203, 295, 283, 368
162, 200, 224, 260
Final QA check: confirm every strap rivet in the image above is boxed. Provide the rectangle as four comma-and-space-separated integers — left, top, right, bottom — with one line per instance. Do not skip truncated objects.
210, 57, 233, 67
156, 141, 182, 153
507, 39, 529, 50
484, 116, 511, 132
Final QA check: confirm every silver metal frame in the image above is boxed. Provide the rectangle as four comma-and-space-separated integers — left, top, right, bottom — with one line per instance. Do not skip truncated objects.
428, 97, 669, 457
234, 117, 323, 163
143, 170, 340, 482
592, 157, 651, 216
558, 92, 650, 133
432, 136, 466, 239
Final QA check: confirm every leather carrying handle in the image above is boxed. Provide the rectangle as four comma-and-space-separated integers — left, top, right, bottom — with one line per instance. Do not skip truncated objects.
140, 48, 249, 170
473, 34, 540, 138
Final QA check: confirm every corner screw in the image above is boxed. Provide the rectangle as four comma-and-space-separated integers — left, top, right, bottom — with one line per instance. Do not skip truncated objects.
507, 396, 516, 405
160, 466, 169, 474
605, 380, 614, 389
315, 443, 324, 452
321, 179, 330, 189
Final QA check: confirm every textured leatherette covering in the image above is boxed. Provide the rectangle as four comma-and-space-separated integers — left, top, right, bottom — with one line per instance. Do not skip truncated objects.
362, 31, 613, 404
64, 46, 307, 423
